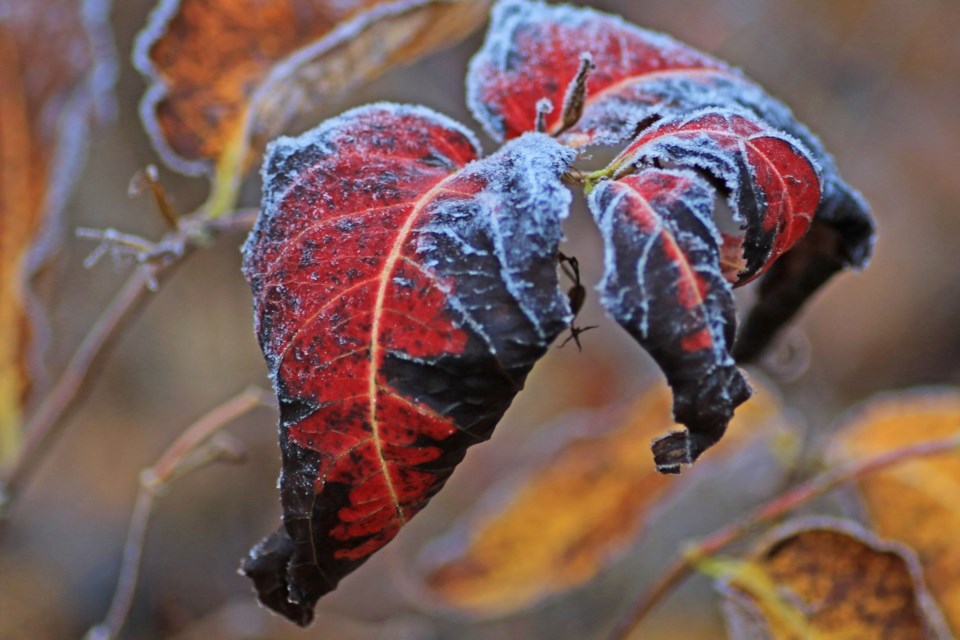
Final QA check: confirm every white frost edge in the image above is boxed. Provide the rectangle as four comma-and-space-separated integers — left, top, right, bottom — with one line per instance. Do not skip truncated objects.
467, 0, 740, 143
613, 106, 823, 229
245, 102, 482, 266
484, 133, 576, 340
588, 167, 725, 339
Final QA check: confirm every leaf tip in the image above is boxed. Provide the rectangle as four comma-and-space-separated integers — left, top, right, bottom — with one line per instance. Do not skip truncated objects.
651, 430, 693, 474
241, 527, 316, 627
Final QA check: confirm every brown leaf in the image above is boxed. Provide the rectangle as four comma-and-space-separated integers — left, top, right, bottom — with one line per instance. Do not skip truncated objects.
717, 518, 951, 640
135, 0, 491, 179
0, 0, 115, 460
830, 390, 960, 636
417, 378, 785, 616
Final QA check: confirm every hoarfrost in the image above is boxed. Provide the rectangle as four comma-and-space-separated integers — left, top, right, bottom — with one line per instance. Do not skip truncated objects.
417, 132, 576, 353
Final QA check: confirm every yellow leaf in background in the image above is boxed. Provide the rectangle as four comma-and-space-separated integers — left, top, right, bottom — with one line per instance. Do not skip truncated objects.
0, 0, 115, 462
717, 519, 950, 640
419, 378, 784, 617
136, 0, 491, 187
830, 390, 960, 636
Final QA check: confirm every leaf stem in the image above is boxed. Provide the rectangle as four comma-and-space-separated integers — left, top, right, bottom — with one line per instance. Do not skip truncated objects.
1, 266, 158, 510
203, 120, 251, 218
84, 386, 273, 640
607, 432, 960, 640
0, 209, 259, 514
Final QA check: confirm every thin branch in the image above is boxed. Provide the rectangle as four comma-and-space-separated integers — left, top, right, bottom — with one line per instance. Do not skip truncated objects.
84, 386, 274, 640
0, 208, 259, 513
608, 433, 960, 640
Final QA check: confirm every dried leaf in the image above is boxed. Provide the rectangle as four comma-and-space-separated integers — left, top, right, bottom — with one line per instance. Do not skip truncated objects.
831, 391, 960, 636
418, 379, 783, 616
0, 0, 115, 459
136, 0, 490, 178
717, 518, 951, 640
240, 103, 575, 625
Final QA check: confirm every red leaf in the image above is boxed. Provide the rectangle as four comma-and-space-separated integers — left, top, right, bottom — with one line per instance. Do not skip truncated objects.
589, 168, 750, 472
469, 0, 875, 361
241, 103, 575, 624
607, 109, 822, 285
467, 0, 728, 146
590, 109, 822, 470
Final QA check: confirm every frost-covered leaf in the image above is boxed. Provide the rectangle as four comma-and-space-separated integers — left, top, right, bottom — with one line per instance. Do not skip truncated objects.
240, 103, 574, 625
136, 0, 490, 177
830, 391, 960, 636
469, 0, 875, 361
467, 0, 728, 146
589, 109, 823, 470
589, 167, 751, 472
0, 0, 115, 459
418, 379, 783, 616
717, 518, 952, 640
606, 109, 822, 286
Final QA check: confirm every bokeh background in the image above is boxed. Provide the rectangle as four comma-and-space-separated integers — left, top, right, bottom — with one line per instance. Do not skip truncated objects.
3, 0, 959, 638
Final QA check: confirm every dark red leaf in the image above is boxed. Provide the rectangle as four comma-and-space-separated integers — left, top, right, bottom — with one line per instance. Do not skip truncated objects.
467, 0, 729, 146
607, 109, 822, 285
469, 0, 875, 361
590, 108, 821, 470
241, 103, 575, 624
589, 168, 750, 473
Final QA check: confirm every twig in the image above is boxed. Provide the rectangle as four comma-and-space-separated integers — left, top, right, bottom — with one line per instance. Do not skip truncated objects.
607, 433, 960, 640
0, 208, 259, 513
84, 386, 274, 640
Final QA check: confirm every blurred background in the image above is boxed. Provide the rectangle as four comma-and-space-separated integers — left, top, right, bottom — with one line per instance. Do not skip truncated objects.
2, 0, 959, 638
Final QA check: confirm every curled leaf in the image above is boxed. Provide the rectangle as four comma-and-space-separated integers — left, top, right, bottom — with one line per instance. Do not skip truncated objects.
717, 518, 952, 640
606, 109, 822, 285
135, 0, 490, 180
0, 0, 115, 460
468, 0, 875, 363
589, 108, 823, 470
831, 391, 960, 636
468, 0, 728, 146
589, 167, 751, 472
469, 0, 875, 470
241, 103, 575, 624
418, 379, 783, 616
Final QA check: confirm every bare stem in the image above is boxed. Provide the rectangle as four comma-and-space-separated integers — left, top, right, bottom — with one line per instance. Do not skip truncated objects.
608, 433, 960, 640
1, 266, 159, 508
85, 386, 273, 640
0, 208, 259, 513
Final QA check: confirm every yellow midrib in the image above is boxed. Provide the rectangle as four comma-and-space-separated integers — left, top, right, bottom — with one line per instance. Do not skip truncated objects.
366, 177, 450, 525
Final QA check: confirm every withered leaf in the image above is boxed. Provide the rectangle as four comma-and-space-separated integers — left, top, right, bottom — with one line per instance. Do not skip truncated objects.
0, 0, 115, 459
831, 391, 960, 636
136, 0, 491, 178
418, 379, 783, 616
718, 518, 951, 640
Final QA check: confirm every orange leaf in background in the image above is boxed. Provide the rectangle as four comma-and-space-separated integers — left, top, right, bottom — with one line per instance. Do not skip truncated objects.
418, 378, 785, 616
831, 390, 960, 636
0, 0, 115, 461
717, 519, 951, 640
136, 0, 491, 180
